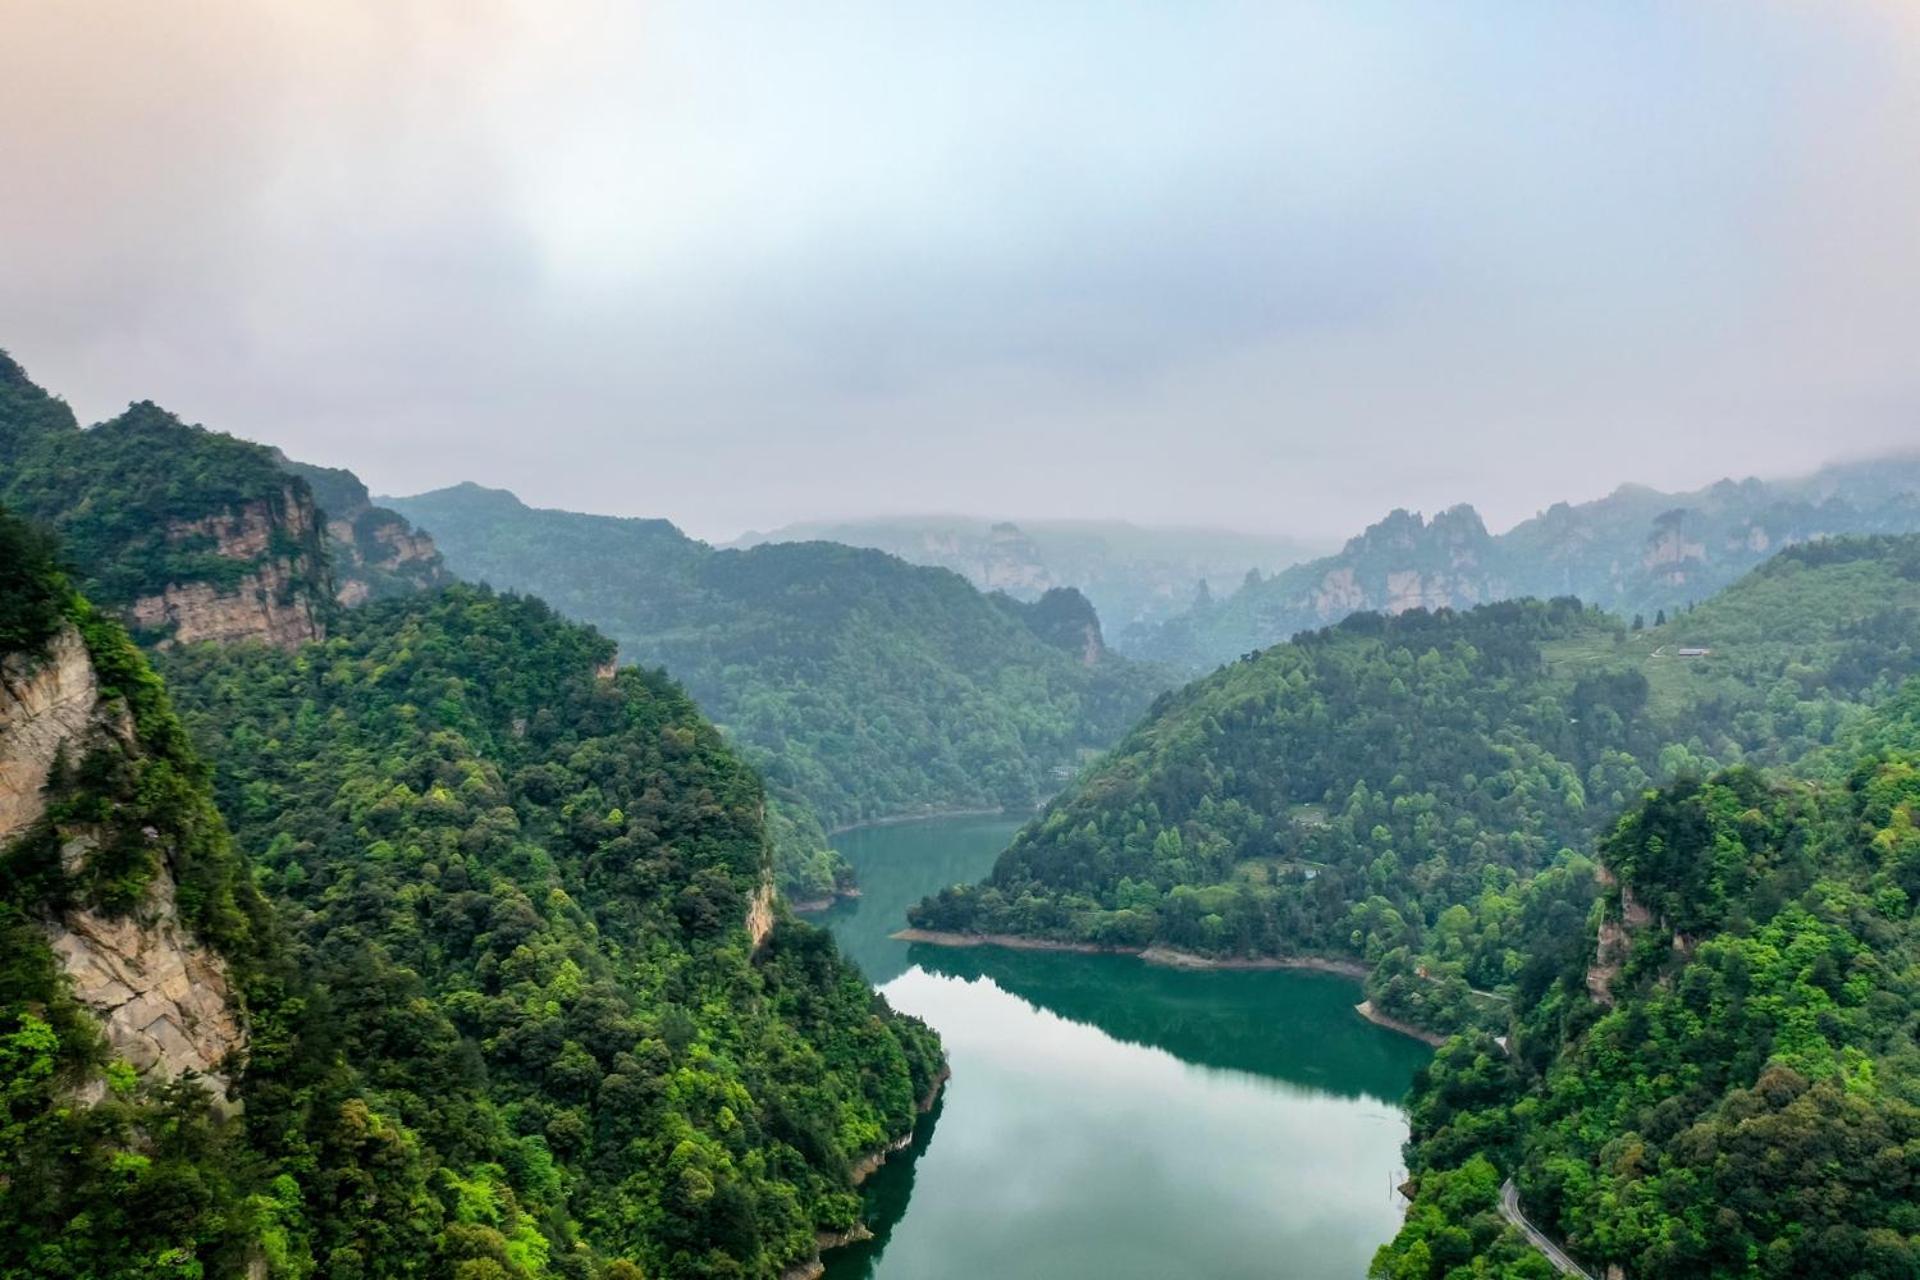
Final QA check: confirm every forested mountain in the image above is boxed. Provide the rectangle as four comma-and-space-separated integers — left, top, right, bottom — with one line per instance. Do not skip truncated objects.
913, 536, 1920, 1032
0, 350, 456, 648
0, 361, 950, 1276
0, 352, 332, 648
1138, 457, 1920, 672
155, 585, 944, 1280
734, 514, 1326, 641
387, 484, 1169, 896
1373, 685, 1920, 1278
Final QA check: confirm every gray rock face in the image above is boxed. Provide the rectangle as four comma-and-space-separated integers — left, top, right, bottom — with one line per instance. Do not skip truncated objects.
46, 862, 245, 1095
0, 625, 100, 844
126, 487, 327, 649
1, 623, 246, 1095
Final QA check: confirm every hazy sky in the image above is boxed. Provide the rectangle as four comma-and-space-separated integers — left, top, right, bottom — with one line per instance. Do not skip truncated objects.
4, 2, 1918, 541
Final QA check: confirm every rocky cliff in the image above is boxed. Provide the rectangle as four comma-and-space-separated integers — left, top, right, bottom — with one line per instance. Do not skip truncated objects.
993, 585, 1110, 665
1, 621, 247, 1091
0, 624, 100, 841
47, 852, 246, 1098
1584, 863, 1654, 1008
124, 482, 328, 648
276, 453, 451, 604
0, 356, 337, 649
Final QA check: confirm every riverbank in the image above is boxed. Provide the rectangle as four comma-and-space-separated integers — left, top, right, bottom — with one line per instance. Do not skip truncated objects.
891, 928, 1129, 955
1141, 946, 1371, 977
895, 929, 1457, 1046
789, 886, 860, 914
783, 1065, 952, 1280
827, 805, 1025, 837
892, 929, 1372, 978
1353, 1000, 1448, 1047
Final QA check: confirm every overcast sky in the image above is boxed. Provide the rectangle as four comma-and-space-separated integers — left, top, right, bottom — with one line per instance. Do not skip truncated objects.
4, 2, 1918, 541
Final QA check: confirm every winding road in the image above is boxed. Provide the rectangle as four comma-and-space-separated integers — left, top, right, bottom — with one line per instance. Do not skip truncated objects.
1499, 1179, 1597, 1279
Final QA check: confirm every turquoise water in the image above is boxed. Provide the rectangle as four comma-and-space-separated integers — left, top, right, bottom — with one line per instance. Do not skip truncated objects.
813, 815, 1430, 1280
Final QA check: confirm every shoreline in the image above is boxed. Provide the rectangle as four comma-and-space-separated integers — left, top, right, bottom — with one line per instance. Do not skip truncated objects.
892, 929, 1451, 1046
890, 929, 1371, 978
788, 886, 860, 914
783, 1065, 952, 1280
826, 805, 1025, 837
1353, 1000, 1449, 1047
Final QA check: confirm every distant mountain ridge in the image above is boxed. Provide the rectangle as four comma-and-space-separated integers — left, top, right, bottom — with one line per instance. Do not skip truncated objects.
1137, 454, 1920, 671
733, 514, 1329, 644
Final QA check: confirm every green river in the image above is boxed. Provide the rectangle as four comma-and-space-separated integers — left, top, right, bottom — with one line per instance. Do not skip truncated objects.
810, 814, 1431, 1280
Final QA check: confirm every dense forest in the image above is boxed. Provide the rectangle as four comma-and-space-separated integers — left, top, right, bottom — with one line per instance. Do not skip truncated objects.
388, 483, 1167, 896
155, 585, 943, 1278
1373, 684, 1920, 1277
0, 351, 956, 1276
914, 536, 1920, 1036
2, 511, 947, 1279
1137, 459, 1920, 672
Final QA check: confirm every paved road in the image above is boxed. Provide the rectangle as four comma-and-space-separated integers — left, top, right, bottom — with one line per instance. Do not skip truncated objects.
1499, 1179, 1597, 1279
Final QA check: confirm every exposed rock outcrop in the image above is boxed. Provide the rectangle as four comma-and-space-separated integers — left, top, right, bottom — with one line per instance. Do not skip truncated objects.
275, 452, 451, 605
321, 508, 446, 605
130, 559, 324, 649
745, 869, 777, 952
0, 625, 100, 842
2, 622, 246, 1094
1586, 866, 1653, 1007
1587, 916, 1628, 1008
127, 484, 328, 649
998, 586, 1109, 664
48, 856, 245, 1097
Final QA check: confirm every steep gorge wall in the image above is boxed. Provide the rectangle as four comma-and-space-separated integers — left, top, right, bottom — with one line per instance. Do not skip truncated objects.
1, 623, 246, 1091
0, 624, 100, 842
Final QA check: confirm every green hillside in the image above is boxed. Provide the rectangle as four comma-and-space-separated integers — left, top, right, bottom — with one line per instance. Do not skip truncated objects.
156, 584, 943, 1278
914, 537, 1920, 1033
1374, 686, 1920, 1279
388, 483, 1169, 896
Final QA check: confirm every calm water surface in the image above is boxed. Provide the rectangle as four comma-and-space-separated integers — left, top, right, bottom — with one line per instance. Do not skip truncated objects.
812, 814, 1429, 1280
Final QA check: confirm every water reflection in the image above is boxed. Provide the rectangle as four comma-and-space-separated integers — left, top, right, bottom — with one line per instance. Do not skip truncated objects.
910, 946, 1425, 1107
810, 814, 1428, 1280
